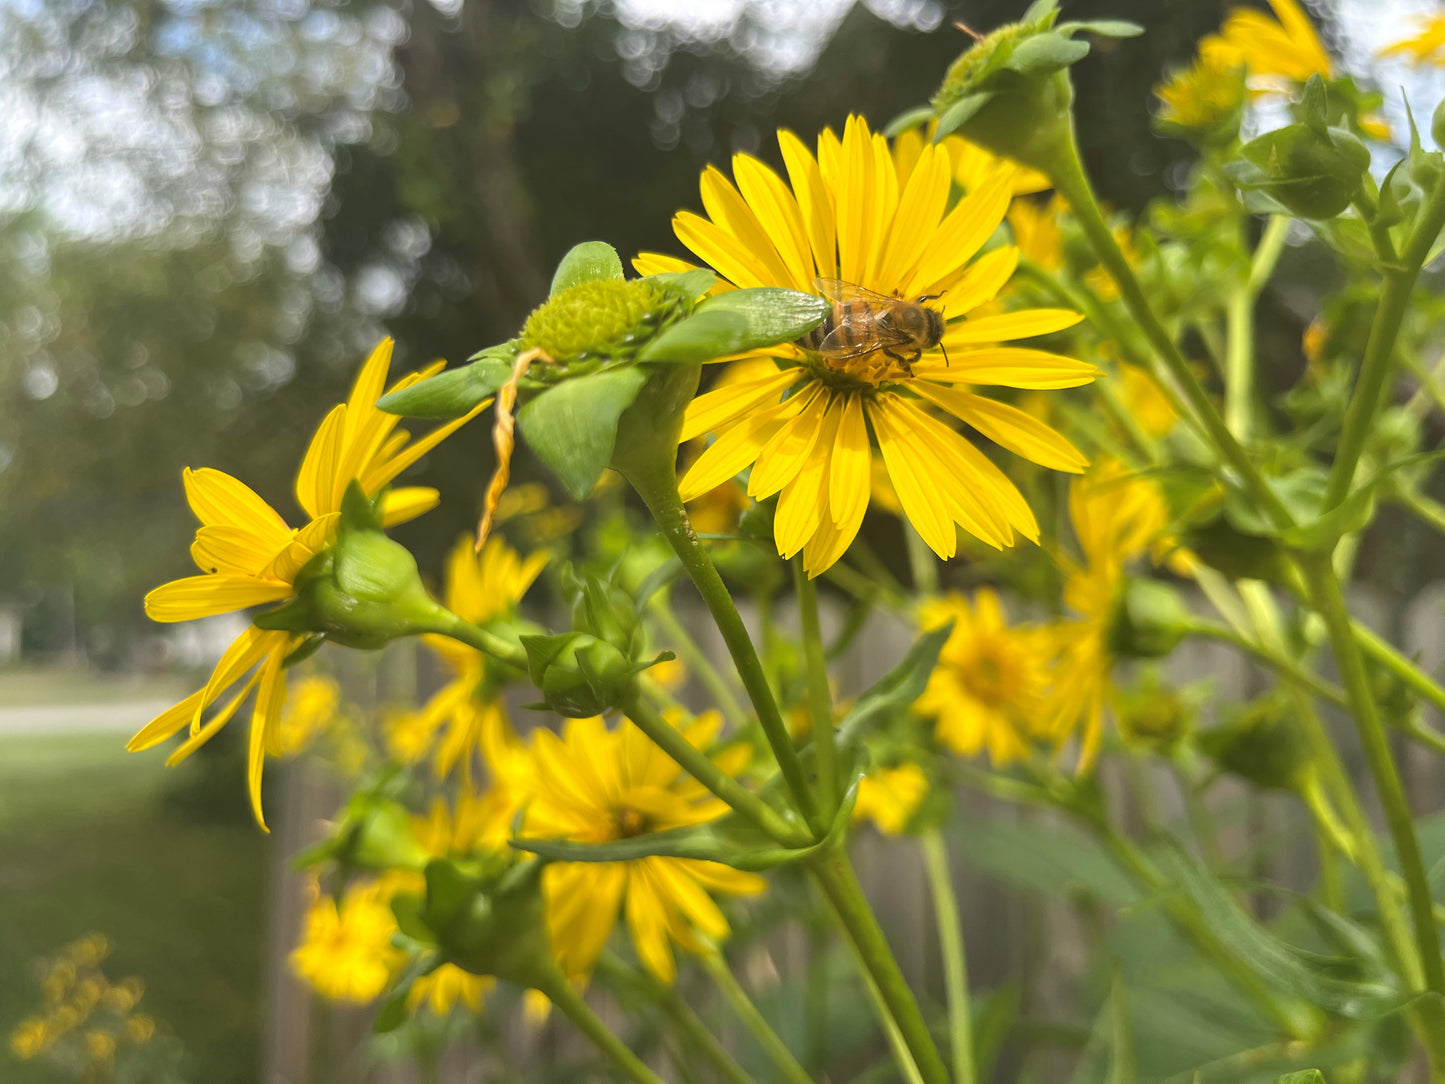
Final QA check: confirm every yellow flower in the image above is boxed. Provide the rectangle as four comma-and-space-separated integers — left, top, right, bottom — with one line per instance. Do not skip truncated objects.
1119, 364, 1177, 439
1043, 460, 1184, 771
123, 1014, 156, 1045
643, 116, 1096, 576
1155, 49, 1246, 131
67, 934, 111, 967
276, 674, 342, 757
524, 713, 765, 985
1379, 14, 1445, 66
84, 1029, 116, 1068
852, 762, 929, 835
407, 964, 493, 1016
1203, 0, 1331, 88
1007, 194, 1065, 273
410, 536, 547, 780
290, 881, 404, 1003
101, 977, 144, 1014
8, 1017, 49, 1060
130, 340, 482, 830
915, 588, 1048, 765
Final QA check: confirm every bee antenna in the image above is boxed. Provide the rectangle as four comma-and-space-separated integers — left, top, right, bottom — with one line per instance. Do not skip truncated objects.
916, 293, 943, 303
940, 342, 951, 368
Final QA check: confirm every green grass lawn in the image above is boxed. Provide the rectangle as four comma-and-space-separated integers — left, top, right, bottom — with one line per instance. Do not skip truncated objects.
0, 729, 269, 1082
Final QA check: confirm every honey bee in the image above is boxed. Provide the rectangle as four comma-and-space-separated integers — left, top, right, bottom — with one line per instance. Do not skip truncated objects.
797, 279, 949, 376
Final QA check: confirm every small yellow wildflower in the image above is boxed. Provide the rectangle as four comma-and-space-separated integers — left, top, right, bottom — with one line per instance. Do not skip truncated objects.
407, 964, 493, 1016
290, 881, 404, 1003
84, 1029, 116, 1068
1379, 13, 1445, 66
123, 1014, 156, 1045
645, 116, 1096, 576
9, 1017, 49, 1060
1155, 49, 1246, 131
916, 588, 1049, 765
131, 340, 484, 829
276, 674, 342, 757
524, 713, 764, 985
1119, 364, 1177, 439
1203, 0, 1332, 88
852, 763, 929, 835
1007, 194, 1065, 273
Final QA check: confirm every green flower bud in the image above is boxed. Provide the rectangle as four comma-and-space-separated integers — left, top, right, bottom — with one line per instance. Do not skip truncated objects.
521, 632, 637, 718
1116, 677, 1192, 753
564, 567, 643, 660
1106, 578, 1190, 659
293, 792, 432, 874
1229, 122, 1371, 220
1197, 692, 1314, 792
522, 278, 671, 366
254, 483, 455, 649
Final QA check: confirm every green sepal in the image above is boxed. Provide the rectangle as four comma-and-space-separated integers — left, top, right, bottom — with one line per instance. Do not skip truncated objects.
1154, 839, 1398, 1019
376, 356, 514, 419
563, 564, 644, 659
290, 785, 431, 874
636, 287, 827, 364
836, 621, 952, 744
373, 952, 440, 1033
1229, 121, 1371, 220
281, 633, 326, 668
550, 240, 624, 295
1002, 33, 1090, 76
933, 93, 994, 140
643, 268, 717, 301
883, 104, 936, 138
390, 892, 433, 944
415, 858, 559, 989
1058, 19, 1143, 38
519, 631, 636, 717
513, 773, 860, 873
516, 366, 649, 499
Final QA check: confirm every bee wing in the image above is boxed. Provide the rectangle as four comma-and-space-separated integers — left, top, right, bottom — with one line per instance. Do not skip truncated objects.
816, 320, 914, 360
812, 278, 900, 305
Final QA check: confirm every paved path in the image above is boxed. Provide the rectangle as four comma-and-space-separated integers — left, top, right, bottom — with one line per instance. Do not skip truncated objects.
0, 700, 172, 736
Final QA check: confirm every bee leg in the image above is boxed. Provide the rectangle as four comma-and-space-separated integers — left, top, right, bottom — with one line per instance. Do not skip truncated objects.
882, 346, 913, 377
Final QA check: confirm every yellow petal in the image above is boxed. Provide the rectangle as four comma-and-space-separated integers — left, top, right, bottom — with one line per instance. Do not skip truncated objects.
183, 468, 291, 541
835, 115, 877, 285
678, 395, 803, 501
163, 667, 265, 766
773, 397, 840, 558
876, 140, 951, 289
380, 488, 441, 528
778, 129, 838, 280
264, 513, 338, 584
359, 396, 490, 498
828, 392, 871, 530
942, 308, 1084, 346
674, 211, 772, 290
907, 402, 1039, 542
295, 403, 346, 521
907, 169, 1011, 297
680, 368, 800, 443
732, 153, 814, 291
247, 640, 288, 832
912, 347, 1101, 389
190, 525, 281, 577
144, 575, 292, 622
747, 385, 828, 500
190, 625, 276, 735
870, 401, 957, 558
936, 246, 1019, 320
127, 690, 206, 752
914, 384, 1089, 472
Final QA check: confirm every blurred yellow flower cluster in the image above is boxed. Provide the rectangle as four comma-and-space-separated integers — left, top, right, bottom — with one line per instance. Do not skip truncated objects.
9, 934, 160, 1073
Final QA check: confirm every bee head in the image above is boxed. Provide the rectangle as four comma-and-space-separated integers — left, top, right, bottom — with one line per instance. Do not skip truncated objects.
917, 300, 945, 348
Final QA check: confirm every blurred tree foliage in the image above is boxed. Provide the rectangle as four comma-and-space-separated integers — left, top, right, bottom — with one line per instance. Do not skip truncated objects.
0, 0, 1227, 660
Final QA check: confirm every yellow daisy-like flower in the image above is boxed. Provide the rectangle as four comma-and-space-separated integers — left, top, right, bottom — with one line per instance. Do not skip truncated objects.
408, 963, 492, 1016
1203, 0, 1331, 88
1379, 14, 1445, 66
851, 762, 929, 835
524, 713, 765, 985
9, 1017, 49, 1060
915, 588, 1048, 766
1043, 460, 1185, 771
409, 536, 547, 780
129, 340, 483, 830
1007, 193, 1065, 273
1155, 48, 1246, 131
275, 674, 342, 757
640, 116, 1096, 576
290, 881, 404, 1003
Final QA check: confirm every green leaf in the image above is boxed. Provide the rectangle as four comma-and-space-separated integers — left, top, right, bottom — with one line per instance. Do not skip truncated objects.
423, 859, 476, 931
934, 93, 993, 140
376, 357, 513, 419
1275, 1073, 1327, 1084
1154, 839, 1398, 1018
1106, 966, 1136, 1084
516, 367, 649, 498
837, 622, 952, 745
637, 287, 827, 364
550, 241, 623, 295
1004, 33, 1090, 75
1062, 19, 1143, 38
883, 104, 935, 138
390, 892, 433, 943
644, 268, 717, 301
516, 775, 860, 873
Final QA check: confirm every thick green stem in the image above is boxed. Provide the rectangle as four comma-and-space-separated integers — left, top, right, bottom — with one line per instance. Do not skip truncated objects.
811, 851, 951, 1084
1299, 555, 1445, 995
648, 592, 750, 729
795, 562, 838, 816
623, 695, 808, 847
428, 613, 528, 669
699, 949, 814, 1084
620, 455, 822, 834
536, 973, 666, 1084
1048, 130, 1294, 531
595, 953, 756, 1084
921, 829, 976, 1084
1185, 622, 1348, 709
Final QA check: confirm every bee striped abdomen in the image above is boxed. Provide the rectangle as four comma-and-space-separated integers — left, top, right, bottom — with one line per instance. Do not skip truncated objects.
800, 302, 875, 352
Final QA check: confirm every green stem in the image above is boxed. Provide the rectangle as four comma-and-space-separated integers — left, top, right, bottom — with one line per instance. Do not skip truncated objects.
620, 455, 822, 834
921, 829, 976, 1084
1325, 167, 1445, 509
805, 920, 829, 1075
699, 950, 814, 1084
537, 973, 667, 1084
1048, 129, 1294, 531
795, 562, 838, 816
811, 851, 952, 1084
623, 694, 808, 847
1299, 554, 1445, 996
429, 613, 528, 669
1185, 622, 1348, 709
648, 592, 750, 729
595, 953, 756, 1084
1395, 487, 1445, 538
904, 522, 940, 596
1352, 617, 1445, 755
